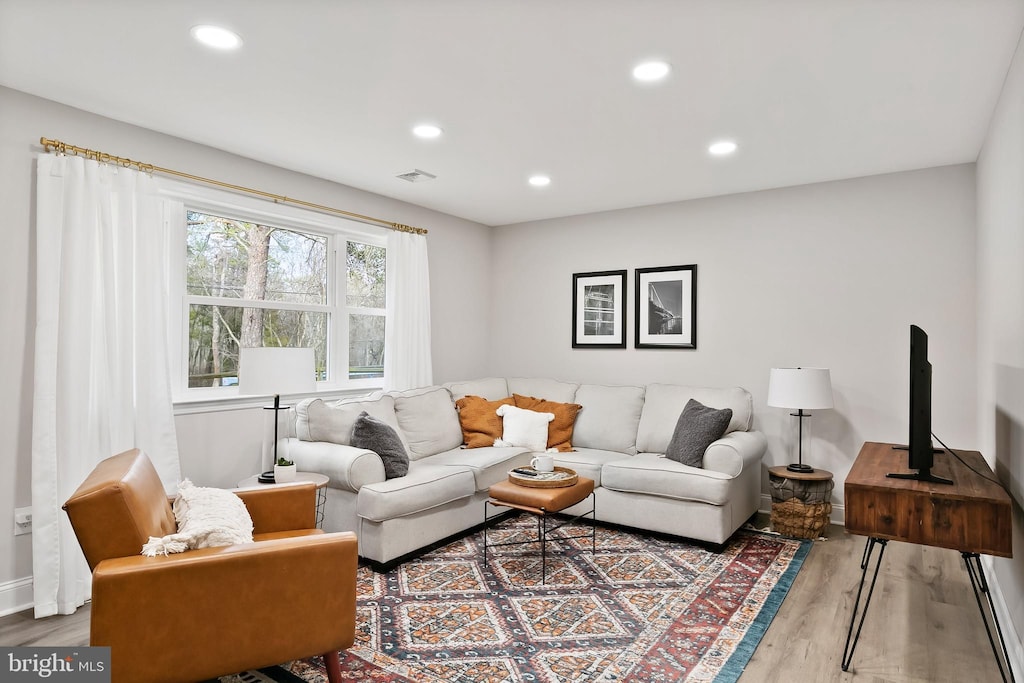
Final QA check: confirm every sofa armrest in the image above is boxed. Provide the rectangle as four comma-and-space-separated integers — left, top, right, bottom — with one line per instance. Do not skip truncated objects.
90, 531, 358, 682
233, 483, 317, 533
703, 430, 767, 477
286, 438, 386, 492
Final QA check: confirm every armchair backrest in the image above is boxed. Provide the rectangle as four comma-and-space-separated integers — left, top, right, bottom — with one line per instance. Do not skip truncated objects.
63, 448, 176, 570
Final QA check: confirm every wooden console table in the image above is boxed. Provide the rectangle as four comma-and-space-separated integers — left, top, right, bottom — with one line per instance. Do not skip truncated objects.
842, 441, 1014, 681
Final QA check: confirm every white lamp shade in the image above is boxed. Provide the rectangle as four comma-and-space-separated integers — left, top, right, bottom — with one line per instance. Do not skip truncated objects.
767, 368, 834, 410
238, 347, 316, 396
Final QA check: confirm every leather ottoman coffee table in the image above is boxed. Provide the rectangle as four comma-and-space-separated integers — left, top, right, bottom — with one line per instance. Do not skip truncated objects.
483, 476, 596, 583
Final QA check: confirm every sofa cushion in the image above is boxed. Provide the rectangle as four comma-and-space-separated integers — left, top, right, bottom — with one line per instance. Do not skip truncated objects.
351, 411, 409, 479
551, 448, 629, 487
455, 395, 515, 448
357, 462, 476, 522
428, 445, 533, 490
391, 386, 463, 460
445, 377, 510, 401
601, 454, 734, 505
665, 399, 733, 468
636, 384, 752, 454
295, 394, 408, 451
496, 404, 554, 452
572, 383, 645, 454
512, 394, 582, 452
507, 377, 579, 403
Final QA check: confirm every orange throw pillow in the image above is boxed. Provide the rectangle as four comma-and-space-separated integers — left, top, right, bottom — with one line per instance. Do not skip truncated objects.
512, 394, 583, 452
455, 395, 515, 448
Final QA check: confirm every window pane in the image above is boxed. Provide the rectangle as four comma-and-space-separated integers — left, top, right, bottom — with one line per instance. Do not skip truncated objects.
187, 210, 327, 305
349, 314, 384, 379
188, 304, 327, 387
347, 242, 386, 308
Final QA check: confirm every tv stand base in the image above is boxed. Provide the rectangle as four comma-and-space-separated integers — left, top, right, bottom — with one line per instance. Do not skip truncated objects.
885, 471, 954, 485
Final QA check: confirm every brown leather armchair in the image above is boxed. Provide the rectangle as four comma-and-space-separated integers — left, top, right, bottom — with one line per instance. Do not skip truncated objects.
63, 448, 357, 683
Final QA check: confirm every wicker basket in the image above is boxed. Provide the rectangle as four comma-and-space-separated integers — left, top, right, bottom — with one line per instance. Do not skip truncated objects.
771, 499, 832, 539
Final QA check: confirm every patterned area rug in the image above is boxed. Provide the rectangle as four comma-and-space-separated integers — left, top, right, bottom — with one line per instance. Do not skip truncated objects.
224, 516, 810, 683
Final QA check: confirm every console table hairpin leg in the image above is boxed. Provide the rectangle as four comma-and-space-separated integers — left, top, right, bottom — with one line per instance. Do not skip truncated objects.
841, 537, 888, 673
842, 537, 1015, 683
963, 552, 1016, 683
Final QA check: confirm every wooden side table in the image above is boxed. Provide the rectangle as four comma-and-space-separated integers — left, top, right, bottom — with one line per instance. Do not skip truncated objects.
237, 472, 330, 528
768, 466, 833, 539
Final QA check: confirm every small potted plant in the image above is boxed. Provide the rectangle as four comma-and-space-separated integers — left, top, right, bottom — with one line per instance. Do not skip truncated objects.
274, 457, 297, 483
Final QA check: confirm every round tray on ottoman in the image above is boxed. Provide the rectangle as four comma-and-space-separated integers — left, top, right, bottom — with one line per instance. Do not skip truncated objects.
508, 466, 578, 488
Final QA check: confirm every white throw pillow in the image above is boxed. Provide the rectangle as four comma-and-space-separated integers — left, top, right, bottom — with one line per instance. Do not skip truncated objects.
495, 404, 554, 452
141, 479, 254, 556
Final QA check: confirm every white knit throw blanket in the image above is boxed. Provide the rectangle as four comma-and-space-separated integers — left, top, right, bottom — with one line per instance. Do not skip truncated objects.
141, 479, 254, 556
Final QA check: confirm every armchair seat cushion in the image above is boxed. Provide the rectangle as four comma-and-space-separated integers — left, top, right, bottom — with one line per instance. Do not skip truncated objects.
601, 454, 733, 505
253, 528, 325, 542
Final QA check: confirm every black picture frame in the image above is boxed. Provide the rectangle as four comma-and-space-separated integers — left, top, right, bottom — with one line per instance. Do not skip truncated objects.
572, 270, 627, 348
635, 264, 697, 349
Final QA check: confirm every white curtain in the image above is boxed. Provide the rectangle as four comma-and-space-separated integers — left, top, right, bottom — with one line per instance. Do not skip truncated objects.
32, 153, 181, 617
383, 230, 433, 390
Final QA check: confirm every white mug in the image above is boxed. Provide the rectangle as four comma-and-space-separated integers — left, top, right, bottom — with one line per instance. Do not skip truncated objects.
531, 454, 554, 472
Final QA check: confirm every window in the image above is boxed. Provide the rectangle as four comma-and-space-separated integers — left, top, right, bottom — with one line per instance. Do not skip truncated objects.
171, 191, 387, 397
345, 241, 387, 379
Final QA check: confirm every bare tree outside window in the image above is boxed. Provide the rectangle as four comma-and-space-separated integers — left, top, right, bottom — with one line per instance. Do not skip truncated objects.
346, 242, 386, 379
185, 211, 328, 387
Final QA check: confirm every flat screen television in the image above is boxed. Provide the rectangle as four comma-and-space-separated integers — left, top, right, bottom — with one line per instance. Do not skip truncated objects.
887, 324, 953, 484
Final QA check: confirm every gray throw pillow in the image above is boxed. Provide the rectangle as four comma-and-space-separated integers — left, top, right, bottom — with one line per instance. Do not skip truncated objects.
351, 411, 409, 479
665, 399, 733, 468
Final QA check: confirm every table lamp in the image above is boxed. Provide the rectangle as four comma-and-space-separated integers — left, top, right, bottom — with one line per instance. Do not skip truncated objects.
768, 367, 834, 473
238, 347, 316, 481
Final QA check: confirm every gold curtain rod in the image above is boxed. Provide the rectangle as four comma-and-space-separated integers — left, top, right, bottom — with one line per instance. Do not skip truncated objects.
38, 137, 427, 235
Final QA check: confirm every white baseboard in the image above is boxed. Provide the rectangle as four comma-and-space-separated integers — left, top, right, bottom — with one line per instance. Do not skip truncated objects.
759, 494, 846, 526
982, 556, 1023, 680
0, 576, 33, 617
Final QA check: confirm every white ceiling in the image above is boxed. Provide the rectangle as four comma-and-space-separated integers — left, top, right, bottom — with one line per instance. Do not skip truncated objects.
2, 1, 1023, 226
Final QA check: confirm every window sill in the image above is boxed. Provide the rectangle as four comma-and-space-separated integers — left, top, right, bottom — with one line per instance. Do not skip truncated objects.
173, 386, 382, 416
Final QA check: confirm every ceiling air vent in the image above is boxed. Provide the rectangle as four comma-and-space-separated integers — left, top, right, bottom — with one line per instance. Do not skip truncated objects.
395, 168, 437, 183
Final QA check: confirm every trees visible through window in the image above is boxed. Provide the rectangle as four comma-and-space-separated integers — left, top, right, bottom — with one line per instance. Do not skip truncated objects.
184, 210, 386, 389
346, 242, 386, 379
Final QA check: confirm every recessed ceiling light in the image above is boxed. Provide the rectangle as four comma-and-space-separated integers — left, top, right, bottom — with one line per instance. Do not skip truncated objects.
632, 60, 671, 82
190, 25, 242, 51
412, 124, 443, 139
528, 175, 551, 187
708, 140, 738, 156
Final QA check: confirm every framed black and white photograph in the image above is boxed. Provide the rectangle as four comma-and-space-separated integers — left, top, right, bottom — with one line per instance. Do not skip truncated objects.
572, 270, 627, 348
635, 264, 697, 349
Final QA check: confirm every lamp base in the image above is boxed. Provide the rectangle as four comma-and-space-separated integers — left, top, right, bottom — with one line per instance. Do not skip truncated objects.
787, 463, 815, 474
257, 471, 276, 484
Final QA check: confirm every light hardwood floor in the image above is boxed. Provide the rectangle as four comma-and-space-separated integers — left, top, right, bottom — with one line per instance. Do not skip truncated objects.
0, 521, 1008, 682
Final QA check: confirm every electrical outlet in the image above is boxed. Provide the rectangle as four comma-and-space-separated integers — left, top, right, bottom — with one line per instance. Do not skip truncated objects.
14, 506, 32, 536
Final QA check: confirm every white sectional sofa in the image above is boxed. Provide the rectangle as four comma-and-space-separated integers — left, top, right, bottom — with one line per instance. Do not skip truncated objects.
285, 377, 766, 566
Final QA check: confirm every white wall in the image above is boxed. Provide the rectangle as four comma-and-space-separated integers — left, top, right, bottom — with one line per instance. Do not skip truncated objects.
490, 165, 978, 513
977, 27, 1024, 676
0, 87, 494, 611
